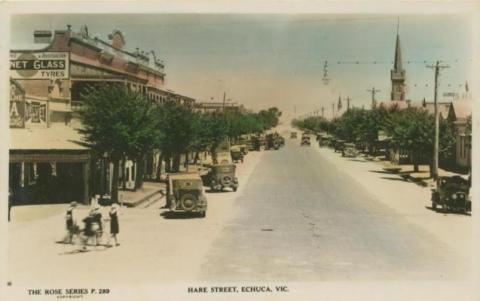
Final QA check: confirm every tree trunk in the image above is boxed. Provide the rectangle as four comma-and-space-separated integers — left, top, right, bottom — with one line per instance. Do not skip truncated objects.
184, 151, 189, 168
135, 156, 145, 190
172, 153, 181, 172
165, 154, 172, 173
193, 151, 200, 164
412, 152, 419, 173
111, 159, 120, 203
121, 159, 127, 190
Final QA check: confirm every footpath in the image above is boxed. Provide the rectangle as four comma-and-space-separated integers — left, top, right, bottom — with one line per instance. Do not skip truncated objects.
314, 146, 473, 259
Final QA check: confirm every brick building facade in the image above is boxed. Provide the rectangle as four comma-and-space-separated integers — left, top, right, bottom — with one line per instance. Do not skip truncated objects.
9, 25, 195, 205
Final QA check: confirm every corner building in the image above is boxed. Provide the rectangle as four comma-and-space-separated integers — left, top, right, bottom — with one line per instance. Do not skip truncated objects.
9, 25, 194, 205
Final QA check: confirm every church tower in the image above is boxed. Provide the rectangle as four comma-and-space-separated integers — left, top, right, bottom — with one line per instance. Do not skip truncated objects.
390, 26, 406, 101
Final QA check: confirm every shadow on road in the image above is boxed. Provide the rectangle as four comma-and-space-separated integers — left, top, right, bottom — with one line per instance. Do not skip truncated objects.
205, 189, 235, 194
369, 170, 395, 175
424, 206, 471, 216
347, 159, 367, 163
160, 211, 204, 219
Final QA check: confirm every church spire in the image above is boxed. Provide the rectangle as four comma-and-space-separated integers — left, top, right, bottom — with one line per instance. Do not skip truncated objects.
393, 33, 403, 72
390, 18, 406, 101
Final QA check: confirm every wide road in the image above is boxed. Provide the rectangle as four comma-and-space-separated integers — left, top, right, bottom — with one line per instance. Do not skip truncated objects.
199, 138, 466, 281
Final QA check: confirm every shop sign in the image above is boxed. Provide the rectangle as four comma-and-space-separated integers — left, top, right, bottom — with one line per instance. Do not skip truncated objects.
25, 101, 47, 124
10, 51, 69, 80
10, 100, 25, 128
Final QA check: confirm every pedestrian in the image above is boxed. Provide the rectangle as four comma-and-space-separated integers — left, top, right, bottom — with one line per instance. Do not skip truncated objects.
91, 207, 103, 246
80, 211, 95, 251
64, 201, 78, 244
107, 203, 120, 247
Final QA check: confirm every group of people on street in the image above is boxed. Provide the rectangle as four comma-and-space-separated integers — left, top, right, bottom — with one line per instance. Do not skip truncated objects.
64, 199, 120, 251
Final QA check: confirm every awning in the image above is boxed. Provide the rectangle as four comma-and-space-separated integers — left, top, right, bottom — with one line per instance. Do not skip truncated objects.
10, 125, 88, 151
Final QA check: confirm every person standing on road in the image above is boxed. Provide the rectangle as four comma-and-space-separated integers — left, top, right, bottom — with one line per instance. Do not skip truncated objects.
80, 211, 95, 251
64, 201, 78, 244
107, 203, 120, 247
91, 207, 103, 246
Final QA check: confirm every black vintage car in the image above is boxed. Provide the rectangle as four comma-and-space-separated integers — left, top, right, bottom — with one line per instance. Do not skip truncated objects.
431, 176, 471, 213
266, 133, 281, 150
167, 173, 207, 217
300, 134, 311, 146
230, 146, 244, 163
203, 164, 239, 192
332, 139, 345, 152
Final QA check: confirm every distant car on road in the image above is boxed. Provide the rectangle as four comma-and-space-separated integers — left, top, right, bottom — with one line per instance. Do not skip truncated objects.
342, 143, 359, 158
431, 176, 471, 214
203, 164, 239, 192
300, 135, 311, 146
167, 173, 207, 217
230, 146, 244, 163
290, 131, 298, 139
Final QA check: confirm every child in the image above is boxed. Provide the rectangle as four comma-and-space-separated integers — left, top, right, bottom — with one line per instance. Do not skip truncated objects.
107, 203, 120, 247
64, 202, 78, 244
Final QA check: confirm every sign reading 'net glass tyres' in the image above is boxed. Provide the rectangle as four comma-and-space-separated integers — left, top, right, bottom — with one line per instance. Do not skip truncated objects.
10, 51, 69, 80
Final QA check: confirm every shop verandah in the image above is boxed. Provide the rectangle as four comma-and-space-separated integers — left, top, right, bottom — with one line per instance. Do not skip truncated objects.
9, 127, 92, 206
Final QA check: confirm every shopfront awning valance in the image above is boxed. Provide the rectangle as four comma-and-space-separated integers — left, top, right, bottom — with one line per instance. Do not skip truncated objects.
10, 150, 90, 163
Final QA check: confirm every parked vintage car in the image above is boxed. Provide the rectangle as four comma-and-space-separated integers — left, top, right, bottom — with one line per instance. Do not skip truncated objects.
300, 135, 311, 146
167, 173, 207, 217
250, 135, 264, 151
203, 164, 239, 192
237, 144, 249, 155
342, 143, 359, 158
431, 176, 471, 213
332, 138, 345, 152
230, 146, 244, 163
266, 133, 281, 150
290, 131, 298, 139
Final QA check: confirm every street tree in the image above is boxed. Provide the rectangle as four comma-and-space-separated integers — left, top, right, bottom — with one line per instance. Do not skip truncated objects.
78, 84, 159, 201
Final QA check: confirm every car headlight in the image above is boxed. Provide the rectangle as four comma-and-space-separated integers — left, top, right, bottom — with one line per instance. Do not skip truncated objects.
452, 194, 457, 200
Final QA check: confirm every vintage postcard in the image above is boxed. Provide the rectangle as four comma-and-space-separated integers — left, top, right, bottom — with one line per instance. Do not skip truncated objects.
0, 1, 478, 300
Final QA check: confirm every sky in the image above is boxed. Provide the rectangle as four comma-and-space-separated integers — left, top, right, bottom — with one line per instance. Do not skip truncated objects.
10, 14, 473, 122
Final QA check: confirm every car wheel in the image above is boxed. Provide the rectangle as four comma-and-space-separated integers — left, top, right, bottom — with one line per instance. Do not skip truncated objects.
233, 186, 237, 192
210, 184, 215, 192
200, 211, 206, 218
432, 200, 437, 211
180, 193, 197, 211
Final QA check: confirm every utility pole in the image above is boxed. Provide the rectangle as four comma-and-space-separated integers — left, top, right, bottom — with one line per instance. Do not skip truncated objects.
367, 87, 380, 108
427, 61, 449, 182
222, 92, 226, 114
332, 102, 335, 119
321, 106, 325, 118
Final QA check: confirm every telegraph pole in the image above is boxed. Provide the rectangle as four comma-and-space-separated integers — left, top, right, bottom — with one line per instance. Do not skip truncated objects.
222, 92, 226, 114
427, 61, 449, 181
321, 106, 325, 118
367, 87, 380, 108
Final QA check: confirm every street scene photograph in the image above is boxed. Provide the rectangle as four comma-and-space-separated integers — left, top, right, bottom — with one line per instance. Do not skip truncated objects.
4, 9, 476, 301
